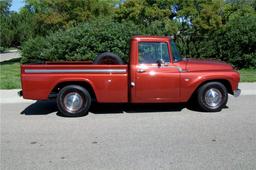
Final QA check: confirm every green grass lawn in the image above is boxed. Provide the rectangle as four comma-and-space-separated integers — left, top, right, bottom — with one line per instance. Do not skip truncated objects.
0, 58, 21, 89
239, 69, 256, 82
0, 59, 255, 89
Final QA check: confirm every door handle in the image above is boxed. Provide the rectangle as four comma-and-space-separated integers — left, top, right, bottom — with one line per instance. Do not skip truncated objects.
137, 69, 146, 73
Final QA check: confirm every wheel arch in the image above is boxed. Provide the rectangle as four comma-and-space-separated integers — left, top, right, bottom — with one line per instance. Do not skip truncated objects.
50, 80, 97, 101
189, 79, 233, 101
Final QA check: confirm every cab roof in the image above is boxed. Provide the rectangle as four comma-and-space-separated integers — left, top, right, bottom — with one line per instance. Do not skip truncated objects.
131, 35, 171, 42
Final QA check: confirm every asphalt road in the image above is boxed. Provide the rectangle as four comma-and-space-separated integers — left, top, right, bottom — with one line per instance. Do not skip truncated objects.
1, 95, 256, 170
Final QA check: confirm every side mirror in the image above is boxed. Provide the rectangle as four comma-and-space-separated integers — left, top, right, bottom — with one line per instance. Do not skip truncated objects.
156, 59, 164, 67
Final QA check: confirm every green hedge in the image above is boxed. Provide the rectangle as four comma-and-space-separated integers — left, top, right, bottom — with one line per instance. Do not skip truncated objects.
216, 15, 256, 68
21, 19, 145, 63
0, 46, 6, 53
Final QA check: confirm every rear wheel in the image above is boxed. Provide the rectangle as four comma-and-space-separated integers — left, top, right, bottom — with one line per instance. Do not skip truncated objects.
57, 85, 91, 117
197, 82, 228, 112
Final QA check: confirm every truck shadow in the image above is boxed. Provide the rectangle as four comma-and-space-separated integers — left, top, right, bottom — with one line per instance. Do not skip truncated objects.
20, 100, 58, 115
21, 100, 198, 116
90, 103, 186, 114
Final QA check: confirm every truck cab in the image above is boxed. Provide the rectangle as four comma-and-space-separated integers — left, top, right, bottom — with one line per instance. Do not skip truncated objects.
129, 36, 183, 103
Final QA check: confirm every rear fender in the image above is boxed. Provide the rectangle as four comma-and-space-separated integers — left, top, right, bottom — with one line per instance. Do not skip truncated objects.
51, 78, 97, 100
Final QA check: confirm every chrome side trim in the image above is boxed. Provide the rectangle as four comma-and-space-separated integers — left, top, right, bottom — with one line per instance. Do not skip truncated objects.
171, 66, 183, 72
161, 65, 183, 72
138, 64, 183, 72
25, 69, 127, 74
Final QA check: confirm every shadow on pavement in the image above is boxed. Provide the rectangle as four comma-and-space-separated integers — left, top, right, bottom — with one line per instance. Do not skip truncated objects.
90, 103, 186, 114
0, 57, 20, 64
21, 100, 58, 115
20, 100, 190, 116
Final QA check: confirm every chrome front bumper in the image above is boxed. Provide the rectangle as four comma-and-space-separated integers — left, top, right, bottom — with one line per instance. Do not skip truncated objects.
17, 90, 23, 97
233, 89, 241, 97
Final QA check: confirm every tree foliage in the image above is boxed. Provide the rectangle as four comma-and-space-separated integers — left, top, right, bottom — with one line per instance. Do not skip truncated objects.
1, 0, 256, 68
115, 0, 179, 34
24, 0, 117, 34
0, 0, 36, 48
0, 8, 36, 48
0, 0, 12, 48
216, 14, 256, 68
1, 0, 117, 47
0, 0, 11, 15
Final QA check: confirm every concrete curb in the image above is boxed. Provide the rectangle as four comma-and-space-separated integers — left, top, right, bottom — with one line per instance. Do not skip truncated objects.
1, 83, 256, 104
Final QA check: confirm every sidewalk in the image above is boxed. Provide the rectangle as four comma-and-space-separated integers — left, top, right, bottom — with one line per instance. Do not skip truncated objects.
0, 89, 34, 104
0, 83, 256, 104
238, 82, 256, 95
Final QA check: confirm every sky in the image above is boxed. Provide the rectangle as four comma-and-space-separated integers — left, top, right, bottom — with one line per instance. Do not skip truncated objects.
10, 0, 25, 12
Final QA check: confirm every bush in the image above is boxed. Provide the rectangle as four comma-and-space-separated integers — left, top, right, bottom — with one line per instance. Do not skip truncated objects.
21, 19, 146, 63
0, 46, 6, 53
216, 15, 256, 68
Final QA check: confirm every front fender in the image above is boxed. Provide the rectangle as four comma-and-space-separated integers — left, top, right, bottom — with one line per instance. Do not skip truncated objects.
179, 71, 240, 102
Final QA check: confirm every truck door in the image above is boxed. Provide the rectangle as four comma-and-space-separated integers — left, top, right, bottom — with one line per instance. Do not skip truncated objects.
132, 42, 180, 103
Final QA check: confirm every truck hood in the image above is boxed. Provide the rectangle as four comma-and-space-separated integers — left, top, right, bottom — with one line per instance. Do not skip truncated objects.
185, 58, 233, 72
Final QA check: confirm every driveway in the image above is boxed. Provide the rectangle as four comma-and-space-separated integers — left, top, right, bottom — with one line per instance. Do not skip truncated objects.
0, 51, 21, 62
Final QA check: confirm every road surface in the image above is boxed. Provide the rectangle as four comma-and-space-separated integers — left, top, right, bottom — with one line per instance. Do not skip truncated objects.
1, 95, 256, 170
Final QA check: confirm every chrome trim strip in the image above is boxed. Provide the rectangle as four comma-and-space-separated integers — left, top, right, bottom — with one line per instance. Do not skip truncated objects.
166, 66, 183, 72
138, 64, 183, 72
25, 69, 127, 74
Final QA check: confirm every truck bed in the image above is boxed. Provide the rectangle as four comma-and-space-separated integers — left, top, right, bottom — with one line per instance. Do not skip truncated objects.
21, 64, 128, 103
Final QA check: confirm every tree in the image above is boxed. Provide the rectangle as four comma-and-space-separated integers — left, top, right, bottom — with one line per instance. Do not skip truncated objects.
0, 0, 13, 48
215, 14, 256, 68
0, 0, 11, 15
115, 0, 179, 34
114, 0, 255, 68
24, 0, 118, 35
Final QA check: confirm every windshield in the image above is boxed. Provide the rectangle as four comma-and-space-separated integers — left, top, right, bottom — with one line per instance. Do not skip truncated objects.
170, 40, 182, 62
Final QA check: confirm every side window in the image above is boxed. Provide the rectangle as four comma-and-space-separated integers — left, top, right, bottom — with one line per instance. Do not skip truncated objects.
138, 42, 170, 64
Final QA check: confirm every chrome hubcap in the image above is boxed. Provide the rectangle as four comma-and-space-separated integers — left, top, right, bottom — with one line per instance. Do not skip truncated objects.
63, 92, 83, 113
204, 88, 222, 107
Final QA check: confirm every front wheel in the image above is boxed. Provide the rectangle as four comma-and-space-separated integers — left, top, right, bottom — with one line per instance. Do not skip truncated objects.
57, 85, 91, 117
197, 82, 228, 112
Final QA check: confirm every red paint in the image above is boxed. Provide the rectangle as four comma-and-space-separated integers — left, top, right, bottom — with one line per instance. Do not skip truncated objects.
21, 36, 240, 103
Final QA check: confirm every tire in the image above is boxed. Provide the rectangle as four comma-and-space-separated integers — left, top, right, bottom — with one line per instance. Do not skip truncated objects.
93, 52, 124, 65
197, 82, 228, 112
57, 85, 92, 117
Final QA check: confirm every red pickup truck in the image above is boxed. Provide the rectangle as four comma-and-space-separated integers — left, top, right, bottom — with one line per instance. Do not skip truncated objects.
20, 36, 241, 117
